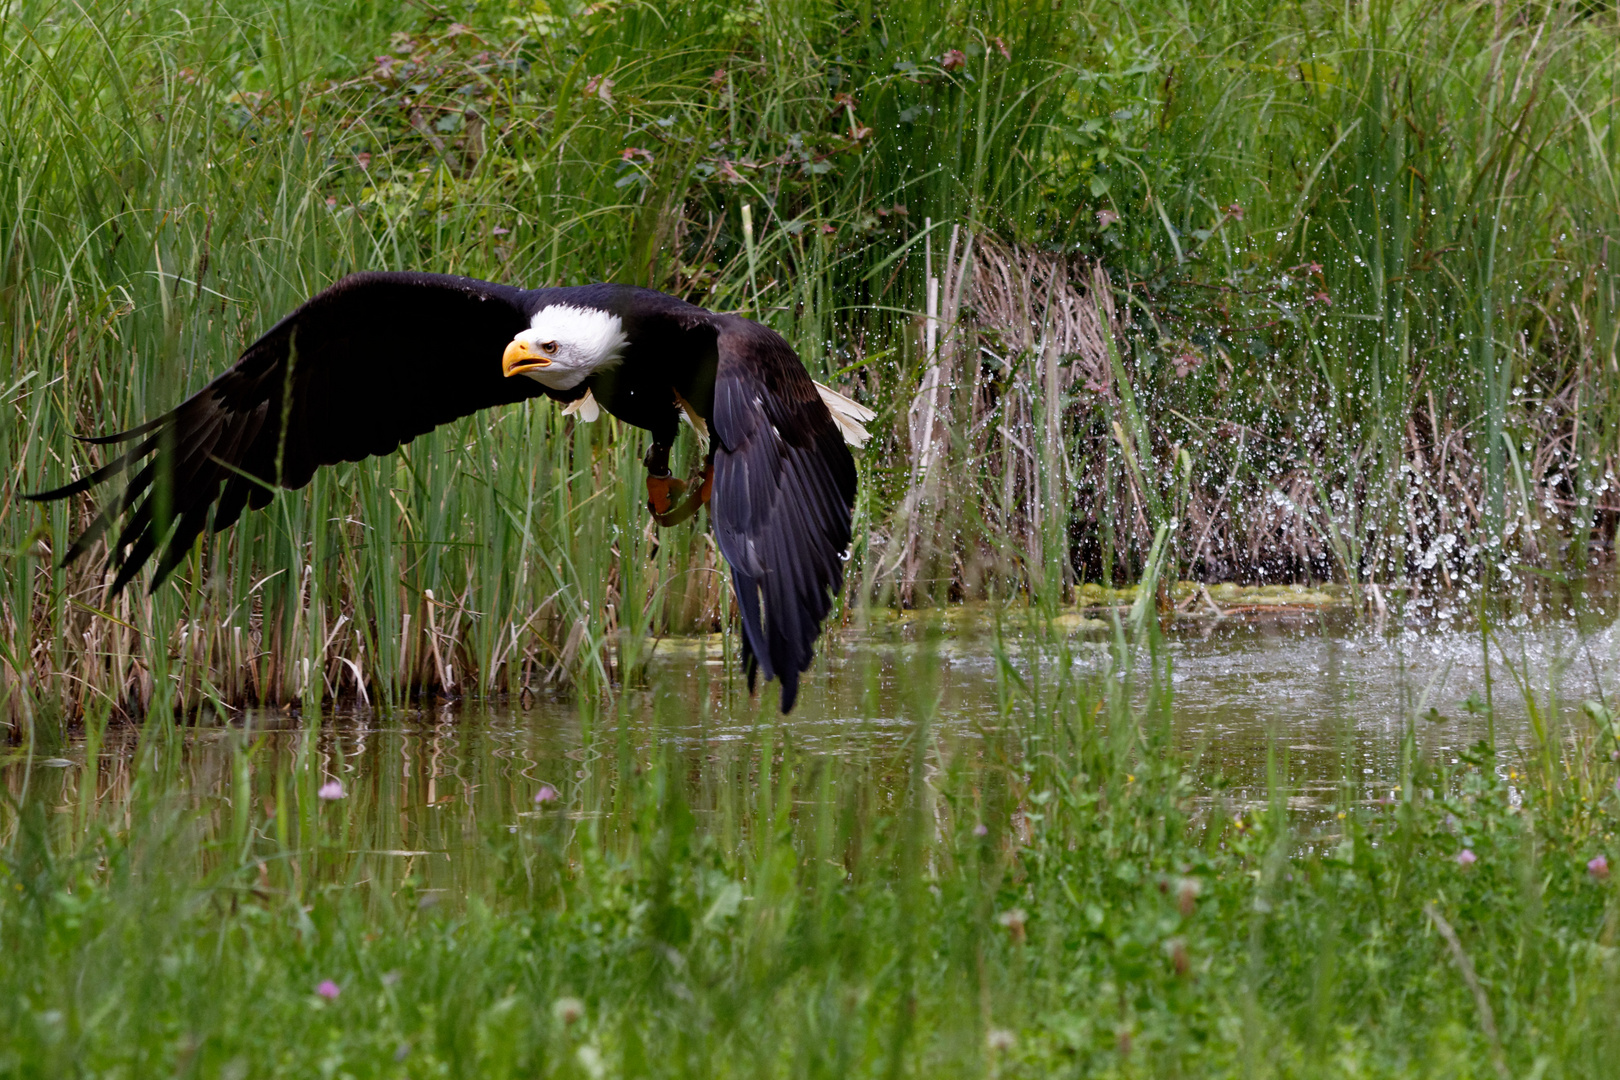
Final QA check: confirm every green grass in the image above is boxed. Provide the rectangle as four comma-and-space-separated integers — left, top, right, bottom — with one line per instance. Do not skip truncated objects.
4, 615, 1620, 1077
2, 0, 1619, 716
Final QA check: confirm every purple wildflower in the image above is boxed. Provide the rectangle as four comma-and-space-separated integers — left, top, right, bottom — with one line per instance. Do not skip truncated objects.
1456, 848, 1477, 868
534, 785, 559, 805
973, 823, 989, 837
316, 980, 341, 1001
317, 781, 345, 801
1588, 855, 1610, 881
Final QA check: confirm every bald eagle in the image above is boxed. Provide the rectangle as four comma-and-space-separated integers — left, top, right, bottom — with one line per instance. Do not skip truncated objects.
28, 272, 874, 712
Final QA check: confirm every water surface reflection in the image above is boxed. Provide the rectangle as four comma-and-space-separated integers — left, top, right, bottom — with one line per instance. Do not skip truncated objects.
11, 607, 1616, 872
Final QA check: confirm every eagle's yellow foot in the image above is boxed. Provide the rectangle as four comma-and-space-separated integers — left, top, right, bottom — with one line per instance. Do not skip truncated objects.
647, 462, 713, 527
646, 472, 688, 517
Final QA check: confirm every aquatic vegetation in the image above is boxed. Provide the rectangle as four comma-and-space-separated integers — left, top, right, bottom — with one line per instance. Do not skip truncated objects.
3, 623, 1619, 1076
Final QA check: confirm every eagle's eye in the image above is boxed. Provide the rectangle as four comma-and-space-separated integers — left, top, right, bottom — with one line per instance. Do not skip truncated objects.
540, 340, 559, 354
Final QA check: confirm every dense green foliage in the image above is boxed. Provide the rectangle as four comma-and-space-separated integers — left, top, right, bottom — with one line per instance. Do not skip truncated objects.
3, 0, 1620, 709
4, 624, 1619, 1077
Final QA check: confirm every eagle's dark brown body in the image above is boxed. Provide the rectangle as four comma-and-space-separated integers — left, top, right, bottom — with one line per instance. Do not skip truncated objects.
30, 272, 857, 712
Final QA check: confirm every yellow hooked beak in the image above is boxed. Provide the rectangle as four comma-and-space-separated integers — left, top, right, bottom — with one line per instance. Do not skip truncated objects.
503, 339, 553, 377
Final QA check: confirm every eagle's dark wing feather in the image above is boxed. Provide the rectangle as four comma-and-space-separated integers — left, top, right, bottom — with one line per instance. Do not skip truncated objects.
29, 271, 543, 592
706, 315, 856, 712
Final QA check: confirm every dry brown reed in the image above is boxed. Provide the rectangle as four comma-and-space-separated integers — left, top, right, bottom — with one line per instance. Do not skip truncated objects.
877, 231, 1125, 601
873, 231, 1620, 605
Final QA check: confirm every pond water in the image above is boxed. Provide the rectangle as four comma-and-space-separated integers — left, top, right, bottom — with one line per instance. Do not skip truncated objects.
10, 603, 1618, 888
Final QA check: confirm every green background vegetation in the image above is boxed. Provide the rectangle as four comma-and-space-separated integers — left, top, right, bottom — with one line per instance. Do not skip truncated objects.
5, 0, 1620, 717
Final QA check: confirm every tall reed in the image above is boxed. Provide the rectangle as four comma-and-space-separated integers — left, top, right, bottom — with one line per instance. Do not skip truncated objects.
4, 0, 1620, 724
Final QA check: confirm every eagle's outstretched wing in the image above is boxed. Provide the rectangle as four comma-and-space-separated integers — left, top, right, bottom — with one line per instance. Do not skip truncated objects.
706, 315, 857, 712
29, 271, 544, 592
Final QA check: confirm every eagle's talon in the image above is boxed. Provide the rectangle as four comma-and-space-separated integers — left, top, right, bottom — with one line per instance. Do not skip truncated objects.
647, 466, 712, 526
646, 472, 687, 516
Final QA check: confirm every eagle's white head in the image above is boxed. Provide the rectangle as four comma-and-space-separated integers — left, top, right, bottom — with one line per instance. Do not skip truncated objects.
502, 304, 628, 391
